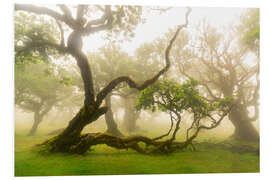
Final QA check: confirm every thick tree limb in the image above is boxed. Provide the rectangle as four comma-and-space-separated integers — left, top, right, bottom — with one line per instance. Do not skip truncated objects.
95, 7, 192, 106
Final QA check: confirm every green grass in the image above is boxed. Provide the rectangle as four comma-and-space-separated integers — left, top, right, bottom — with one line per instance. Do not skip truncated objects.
14, 131, 259, 176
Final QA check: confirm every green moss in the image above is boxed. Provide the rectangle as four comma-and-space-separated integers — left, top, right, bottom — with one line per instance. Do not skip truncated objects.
80, 107, 86, 117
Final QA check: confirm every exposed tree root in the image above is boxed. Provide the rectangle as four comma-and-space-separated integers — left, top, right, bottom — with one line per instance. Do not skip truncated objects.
37, 132, 195, 155
37, 106, 231, 155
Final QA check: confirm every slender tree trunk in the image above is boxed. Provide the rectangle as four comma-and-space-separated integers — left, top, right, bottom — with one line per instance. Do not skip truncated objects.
105, 94, 123, 137
229, 105, 259, 142
28, 111, 42, 136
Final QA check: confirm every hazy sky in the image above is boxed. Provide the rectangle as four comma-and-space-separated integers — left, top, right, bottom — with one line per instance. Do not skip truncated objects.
83, 7, 245, 55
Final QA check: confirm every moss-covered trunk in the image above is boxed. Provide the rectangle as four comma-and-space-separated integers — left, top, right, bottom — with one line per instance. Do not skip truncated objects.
43, 106, 107, 153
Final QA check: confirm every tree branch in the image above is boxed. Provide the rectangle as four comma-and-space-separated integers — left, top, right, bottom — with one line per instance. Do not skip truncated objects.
152, 108, 176, 141
185, 107, 232, 144
82, 5, 114, 35
95, 7, 192, 106
199, 82, 220, 100
76, 5, 88, 23
15, 4, 77, 30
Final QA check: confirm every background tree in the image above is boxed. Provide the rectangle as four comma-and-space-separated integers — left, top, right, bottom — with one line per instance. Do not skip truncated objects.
87, 44, 136, 136
88, 42, 164, 135
175, 21, 259, 142
134, 15, 260, 142
15, 62, 74, 135
15, 4, 191, 154
120, 41, 166, 133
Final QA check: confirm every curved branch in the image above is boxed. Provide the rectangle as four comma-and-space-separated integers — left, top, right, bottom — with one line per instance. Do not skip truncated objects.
185, 107, 232, 145
152, 111, 175, 141
95, 8, 192, 106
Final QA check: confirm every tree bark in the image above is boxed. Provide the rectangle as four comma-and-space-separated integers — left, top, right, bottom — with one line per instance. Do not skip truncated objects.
229, 104, 259, 142
104, 94, 124, 136
48, 106, 107, 153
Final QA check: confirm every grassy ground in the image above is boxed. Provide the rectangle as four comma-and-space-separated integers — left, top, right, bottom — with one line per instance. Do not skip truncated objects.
14, 129, 259, 176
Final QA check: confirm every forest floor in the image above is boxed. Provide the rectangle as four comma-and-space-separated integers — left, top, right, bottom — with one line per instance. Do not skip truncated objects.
14, 128, 259, 176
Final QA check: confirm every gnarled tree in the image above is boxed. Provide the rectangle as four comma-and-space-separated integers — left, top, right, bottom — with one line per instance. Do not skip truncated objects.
15, 4, 191, 154
137, 16, 260, 142
175, 21, 259, 142
15, 62, 74, 135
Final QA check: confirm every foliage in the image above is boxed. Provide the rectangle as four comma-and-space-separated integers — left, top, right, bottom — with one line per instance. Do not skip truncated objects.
136, 79, 231, 115
15, 61, 75, 113
136, 79, 232, 144
14, 12, 60, 64
141, 18, 259, 141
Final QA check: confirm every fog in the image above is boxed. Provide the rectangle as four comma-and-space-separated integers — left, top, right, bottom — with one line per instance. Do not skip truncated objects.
14, 4, 259, 153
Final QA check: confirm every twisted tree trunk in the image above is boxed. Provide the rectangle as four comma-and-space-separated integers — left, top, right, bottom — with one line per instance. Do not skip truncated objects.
42, 30, 108, 153
15, 5, 192, 154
